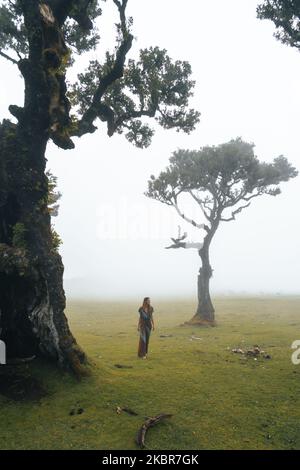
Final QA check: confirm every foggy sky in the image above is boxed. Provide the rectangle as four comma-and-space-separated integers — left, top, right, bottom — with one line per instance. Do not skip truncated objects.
1, 0, 300, 299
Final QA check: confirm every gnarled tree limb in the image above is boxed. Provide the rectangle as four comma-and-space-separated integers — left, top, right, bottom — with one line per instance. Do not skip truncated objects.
220, 202, 251, 222
165, 226, 204, 249
172, 198, 206, 230
47, 0, 94, 29
136, 413, 173, 449
189, 190, 213, 222
0, 50, 18, 65
74, 1, 133, 137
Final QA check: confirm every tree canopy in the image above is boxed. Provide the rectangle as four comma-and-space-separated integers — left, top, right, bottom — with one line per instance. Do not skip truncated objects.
0, 0, 200, 149
257, 0, 300, 49
146, 138, 298, 227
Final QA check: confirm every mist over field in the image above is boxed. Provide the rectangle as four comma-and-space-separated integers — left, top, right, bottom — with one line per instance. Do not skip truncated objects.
1, 0, 299, 301
56, 0, 300, 300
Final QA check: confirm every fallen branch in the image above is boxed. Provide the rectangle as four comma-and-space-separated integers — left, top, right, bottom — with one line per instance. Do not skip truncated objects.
231, 345, 271, 360
190, 335, 203, 341
116, 406, 138, 416
136, 413, 172, 448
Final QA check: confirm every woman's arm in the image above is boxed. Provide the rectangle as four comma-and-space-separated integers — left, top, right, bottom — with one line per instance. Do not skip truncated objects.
151, 312, 155, 331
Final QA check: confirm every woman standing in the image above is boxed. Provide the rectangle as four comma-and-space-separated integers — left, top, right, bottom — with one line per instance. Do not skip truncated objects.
137, 297, 154, 359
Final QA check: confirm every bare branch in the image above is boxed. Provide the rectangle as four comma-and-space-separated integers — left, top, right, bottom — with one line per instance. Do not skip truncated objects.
242, 191, 264, 202
208, 178, 223, 204
165, 241, 203, 250
136, 414, 172, 449
189, 190, 214, 222
224, 188, 263, 208
165, 227, 203, 250
221, 202, 251, 222
172, 199, 206, 230
0, 50, 18, 65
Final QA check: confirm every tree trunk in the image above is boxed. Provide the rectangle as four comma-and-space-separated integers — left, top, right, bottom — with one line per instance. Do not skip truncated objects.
195, 246, 215, 323
185, 231, 217, 326
0, 120, 86, 375
0, 0, 87, 375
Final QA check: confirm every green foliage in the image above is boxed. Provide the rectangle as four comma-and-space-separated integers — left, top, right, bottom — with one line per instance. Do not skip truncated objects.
47, 171, 62, 251
71, 47, 200, 148
63, 0, 104, 54
1, 1, 199, 148
51, 225, 62, 252
46, 170, 61, 217
0, 0, 28, 56
257, 0, 300, 49
146, 138, 298, 222
124, 120, 154, 148
12, 222, 27, 249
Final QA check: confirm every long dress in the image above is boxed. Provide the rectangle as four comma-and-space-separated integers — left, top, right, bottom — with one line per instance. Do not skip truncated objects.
138, 306, 153, 357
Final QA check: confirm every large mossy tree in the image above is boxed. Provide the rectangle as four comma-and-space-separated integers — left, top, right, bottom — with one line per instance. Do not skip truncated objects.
146, 138, 297, 325
0, 0, 200, 373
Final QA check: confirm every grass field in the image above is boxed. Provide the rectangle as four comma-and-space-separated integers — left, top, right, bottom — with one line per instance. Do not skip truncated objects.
1, 296, 300, 450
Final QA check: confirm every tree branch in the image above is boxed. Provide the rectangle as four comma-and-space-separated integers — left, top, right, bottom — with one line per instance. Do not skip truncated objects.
48, 0, 94, 29
223, 188, 263, 209
113, 0, 128, 34
220, 202, 251, 222
172, 198, 206, 230
0, 50, 18, 65
189, 190, 213, 222
165, 241, 204, 250
73, 1, 133, 137
115, 108, 156, 129
242, 191, 264, 202
165, 228, 204, 250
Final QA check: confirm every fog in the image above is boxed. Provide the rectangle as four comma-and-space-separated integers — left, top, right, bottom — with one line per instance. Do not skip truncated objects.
1, 0, 300, 300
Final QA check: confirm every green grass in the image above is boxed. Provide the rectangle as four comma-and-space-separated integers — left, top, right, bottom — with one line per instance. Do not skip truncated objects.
1, 296, 300, 450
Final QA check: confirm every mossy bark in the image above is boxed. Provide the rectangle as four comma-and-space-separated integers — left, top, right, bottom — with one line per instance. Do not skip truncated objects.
0, 0, 86, 374
0, 120, 86, 374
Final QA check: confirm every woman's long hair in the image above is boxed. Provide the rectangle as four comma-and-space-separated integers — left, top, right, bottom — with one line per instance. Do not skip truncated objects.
142, 297, 151, 311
